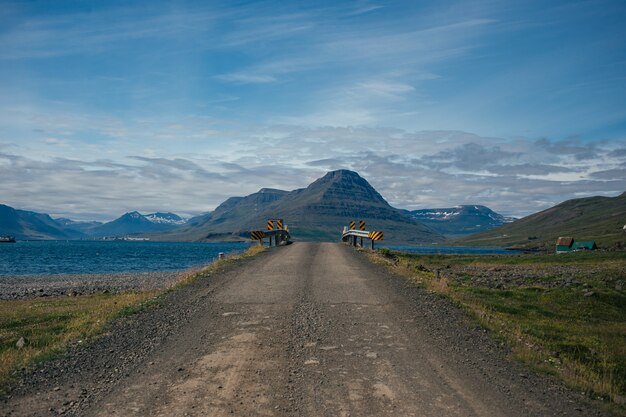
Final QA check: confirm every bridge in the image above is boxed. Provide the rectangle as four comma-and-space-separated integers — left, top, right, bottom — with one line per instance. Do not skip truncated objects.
249, 218, 291, 246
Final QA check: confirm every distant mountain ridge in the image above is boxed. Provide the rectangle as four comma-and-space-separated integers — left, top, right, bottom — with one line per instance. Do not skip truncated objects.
458, 192, 626, 249
158, 170, 445, 244
408, 205, 515, 236
9, 171, 620, 246
0, 206, 187, 240
0, 204, 84, 240
55, 218, 103, 235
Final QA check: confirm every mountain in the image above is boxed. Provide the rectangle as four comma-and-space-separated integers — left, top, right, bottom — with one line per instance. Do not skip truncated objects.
144, 212, 186, 225
89, 211, 186, 237
0, 204, 85, 240
55, 218, 103, 234
158, 190, 288, 241
458, 192, 626, 249
407, 205, 515, 236
158, 170, 444, 244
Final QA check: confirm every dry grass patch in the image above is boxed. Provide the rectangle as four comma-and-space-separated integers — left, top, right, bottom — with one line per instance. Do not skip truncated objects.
0, 291, 158, 389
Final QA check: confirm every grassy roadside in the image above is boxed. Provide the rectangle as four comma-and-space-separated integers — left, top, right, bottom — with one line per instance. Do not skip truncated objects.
0, 244, 265, 391
367, 248, 626, 412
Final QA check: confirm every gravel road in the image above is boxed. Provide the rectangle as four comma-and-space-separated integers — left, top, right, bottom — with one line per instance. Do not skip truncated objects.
1, 242, 614, 416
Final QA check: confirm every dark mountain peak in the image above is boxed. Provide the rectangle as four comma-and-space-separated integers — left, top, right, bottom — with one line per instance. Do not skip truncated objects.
315, 169, 364, 185
306, 169, 388, 206
122, 211, 144, 220
113, 211, 149, 224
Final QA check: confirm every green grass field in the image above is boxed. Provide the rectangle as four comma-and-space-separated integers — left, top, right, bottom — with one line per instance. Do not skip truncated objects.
370, 249, 626, 410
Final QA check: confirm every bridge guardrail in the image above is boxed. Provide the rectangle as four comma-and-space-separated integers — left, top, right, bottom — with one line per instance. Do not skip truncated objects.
249, 218, 291, 247
341, 221, 383, 249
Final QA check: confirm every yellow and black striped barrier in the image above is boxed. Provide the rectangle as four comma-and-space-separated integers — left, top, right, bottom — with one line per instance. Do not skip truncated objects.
250, 231, 266, 240
342, 222, 384, 249
249, 219, 291, 247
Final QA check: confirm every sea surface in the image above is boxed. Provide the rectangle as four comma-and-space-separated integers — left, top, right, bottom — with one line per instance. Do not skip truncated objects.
386, 245, 520, 255
0, 240, 251, 276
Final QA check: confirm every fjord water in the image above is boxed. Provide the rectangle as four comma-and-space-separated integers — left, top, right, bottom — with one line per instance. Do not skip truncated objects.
0, 241, 251, 276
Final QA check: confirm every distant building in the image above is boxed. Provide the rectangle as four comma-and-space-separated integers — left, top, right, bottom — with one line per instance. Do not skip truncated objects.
571, 241, 597, 251
556, 237, 574, 253
556, 237, 597, 253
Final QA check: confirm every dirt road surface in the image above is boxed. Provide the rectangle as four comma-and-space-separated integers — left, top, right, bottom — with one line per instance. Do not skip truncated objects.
2, 243, 612, 416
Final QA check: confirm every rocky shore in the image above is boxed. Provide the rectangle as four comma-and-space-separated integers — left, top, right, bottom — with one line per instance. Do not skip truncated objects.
0, 270, 196, 300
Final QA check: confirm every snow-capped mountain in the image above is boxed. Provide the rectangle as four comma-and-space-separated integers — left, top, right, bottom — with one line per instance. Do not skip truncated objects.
144, 212, 186, 225
86, 211, 187, 237
408, 205, 515, 236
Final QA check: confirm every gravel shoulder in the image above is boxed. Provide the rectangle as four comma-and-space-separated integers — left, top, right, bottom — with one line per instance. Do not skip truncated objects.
1, 243, 617, 416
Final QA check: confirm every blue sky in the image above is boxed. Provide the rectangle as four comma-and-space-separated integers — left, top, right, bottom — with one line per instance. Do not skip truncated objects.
1, 0, 625, 220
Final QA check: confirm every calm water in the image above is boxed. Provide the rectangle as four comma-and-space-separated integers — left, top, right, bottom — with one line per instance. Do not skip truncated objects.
0, 241, 251, 276
386, 245, 520, 255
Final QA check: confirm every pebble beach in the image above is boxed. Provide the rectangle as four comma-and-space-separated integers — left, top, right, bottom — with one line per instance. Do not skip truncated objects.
0, 270, 194, 300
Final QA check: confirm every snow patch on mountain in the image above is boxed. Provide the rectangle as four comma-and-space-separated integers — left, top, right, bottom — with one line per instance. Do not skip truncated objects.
144, 212, 186, 225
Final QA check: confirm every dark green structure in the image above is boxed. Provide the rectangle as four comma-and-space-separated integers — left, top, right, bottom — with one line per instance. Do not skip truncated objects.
556, 237, 597, 253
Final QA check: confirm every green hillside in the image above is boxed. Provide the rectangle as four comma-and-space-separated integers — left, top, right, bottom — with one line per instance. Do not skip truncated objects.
458, 192, 626, 250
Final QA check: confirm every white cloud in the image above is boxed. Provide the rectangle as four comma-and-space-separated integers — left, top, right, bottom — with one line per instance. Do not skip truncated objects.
1, 123, 624, 220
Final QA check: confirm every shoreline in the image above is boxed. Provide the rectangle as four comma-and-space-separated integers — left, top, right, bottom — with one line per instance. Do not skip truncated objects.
0, 270, 198, 300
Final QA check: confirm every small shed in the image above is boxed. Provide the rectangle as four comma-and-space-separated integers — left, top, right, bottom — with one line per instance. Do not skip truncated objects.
572, 241, 597, 251
556, 237, 574, 253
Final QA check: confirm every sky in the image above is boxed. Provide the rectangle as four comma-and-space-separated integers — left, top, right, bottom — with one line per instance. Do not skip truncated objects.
1, 0, 625, 221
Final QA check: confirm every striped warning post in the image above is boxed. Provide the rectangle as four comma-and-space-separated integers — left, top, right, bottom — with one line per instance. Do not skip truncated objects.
368, 231, 384, 241
277, 219, 283, 230
359, 220, 366, 231
250, 231, 266, 240
267, 219, 274, 231
349, 220, 356, 230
